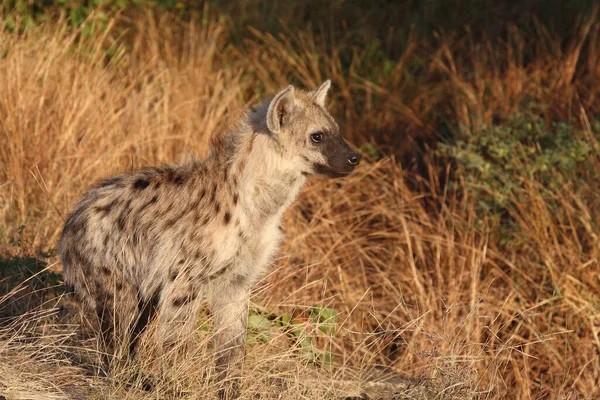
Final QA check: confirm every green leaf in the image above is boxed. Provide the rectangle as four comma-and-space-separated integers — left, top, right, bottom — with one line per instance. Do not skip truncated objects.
247, 314, 271, 331
281, 313, 292, 325
4, 15, 16, 31
247, 314, 272, 344
275, 313, 292, 327
322, 348, 333, 365
361, 143, 381, 160
310, 305, 339, 335
82, 24, 91, 37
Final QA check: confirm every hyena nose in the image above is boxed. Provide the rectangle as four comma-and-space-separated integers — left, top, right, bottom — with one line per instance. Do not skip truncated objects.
347, 152, 361, 166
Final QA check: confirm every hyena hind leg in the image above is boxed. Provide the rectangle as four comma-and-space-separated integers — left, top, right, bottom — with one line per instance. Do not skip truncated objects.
92, 274, 140, 368
129, 289, 161, 356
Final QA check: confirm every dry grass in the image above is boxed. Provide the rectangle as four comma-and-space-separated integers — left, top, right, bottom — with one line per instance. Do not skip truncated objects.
1, 8, 599, 399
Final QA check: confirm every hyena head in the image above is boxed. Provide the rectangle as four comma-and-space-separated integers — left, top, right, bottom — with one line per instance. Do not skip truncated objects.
261, 80, 360, 178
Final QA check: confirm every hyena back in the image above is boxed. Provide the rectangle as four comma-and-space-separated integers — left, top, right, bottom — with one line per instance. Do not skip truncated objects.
58, 80, 360, 393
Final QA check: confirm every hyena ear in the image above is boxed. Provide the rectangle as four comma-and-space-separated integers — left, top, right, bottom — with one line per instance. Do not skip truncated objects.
311, 80, 331, 107
266, 85, 296, 133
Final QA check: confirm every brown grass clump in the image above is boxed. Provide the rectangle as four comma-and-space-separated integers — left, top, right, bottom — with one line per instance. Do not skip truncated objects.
1, 8, 599, 399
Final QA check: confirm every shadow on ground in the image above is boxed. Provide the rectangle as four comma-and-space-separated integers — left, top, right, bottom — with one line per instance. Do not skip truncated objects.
0, 253, 64, 318
0, 252, 104, 399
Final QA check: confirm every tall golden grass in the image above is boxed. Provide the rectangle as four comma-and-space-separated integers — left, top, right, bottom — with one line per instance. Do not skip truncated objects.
1, 9, 599, 399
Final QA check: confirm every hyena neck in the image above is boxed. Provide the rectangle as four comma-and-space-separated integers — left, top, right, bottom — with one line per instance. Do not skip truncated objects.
211, 119, 307, 223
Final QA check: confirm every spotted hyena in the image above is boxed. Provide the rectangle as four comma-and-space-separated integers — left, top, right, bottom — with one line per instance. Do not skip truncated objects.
58, 80, 360, 396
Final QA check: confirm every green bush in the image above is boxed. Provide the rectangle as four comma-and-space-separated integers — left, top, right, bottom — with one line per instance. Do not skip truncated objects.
440, 109, 600, 244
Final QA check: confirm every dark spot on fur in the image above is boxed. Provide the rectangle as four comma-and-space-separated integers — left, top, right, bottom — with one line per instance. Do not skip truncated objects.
178, 259, 185, 265
231, 274, 247, 287
172, 292, 197, 307
210, 183, 218, 202
208, 264, 230, 280
95, 199, 117, 215
101, 266, 111, 276
66, 247, 88, 268
224, 212, 231, 224
162, 217, 178, 230
170, 268, 179, 281
117, 199, 133, 231
138, 195, 159, 214
247, 135, 255, 153
195, 215, 210, 231
165, 168, 176, 182
172, 297, 184, 307
94, 281, 105, 296
133, 179, 150, 190
116, 282, 123, 291
64, 210, 88, 236
117, 213, 127, 231
97, 176, 124, 188
103, 234, 109, 246
161, 202, 192, 230
192, 212, 201, 224
189, 195, 202, 211
215, 202, 220, 214
302, 171, 311, 177
233, 193, 238, 205
163, 167, 186, 185
200, 188, 206, 200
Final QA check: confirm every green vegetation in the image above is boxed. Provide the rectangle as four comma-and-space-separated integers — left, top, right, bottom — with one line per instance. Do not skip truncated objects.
246, 304, 339, 365
440, 111, 600, 245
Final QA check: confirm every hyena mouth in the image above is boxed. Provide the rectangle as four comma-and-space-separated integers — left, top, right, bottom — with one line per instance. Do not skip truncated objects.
312, 163, 352, 178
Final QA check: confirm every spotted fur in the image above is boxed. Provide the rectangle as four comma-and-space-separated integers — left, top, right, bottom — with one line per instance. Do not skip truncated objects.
58, 81, 359, 397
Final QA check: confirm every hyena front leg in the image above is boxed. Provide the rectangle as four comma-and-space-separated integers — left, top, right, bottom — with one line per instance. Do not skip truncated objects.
210, 282, 250, 400
155, 279, 203, 354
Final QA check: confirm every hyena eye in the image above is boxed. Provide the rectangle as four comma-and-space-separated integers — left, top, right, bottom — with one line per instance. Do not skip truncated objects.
311, 132, 324, 143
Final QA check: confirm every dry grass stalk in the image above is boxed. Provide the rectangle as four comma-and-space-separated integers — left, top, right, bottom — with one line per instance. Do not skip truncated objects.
1, 10, 599, 399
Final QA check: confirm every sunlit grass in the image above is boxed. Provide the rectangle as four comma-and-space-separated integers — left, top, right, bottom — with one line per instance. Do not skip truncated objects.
1, 7, 599, 399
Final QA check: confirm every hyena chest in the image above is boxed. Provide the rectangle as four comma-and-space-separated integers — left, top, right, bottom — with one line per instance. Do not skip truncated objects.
209, 215, 283, 282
